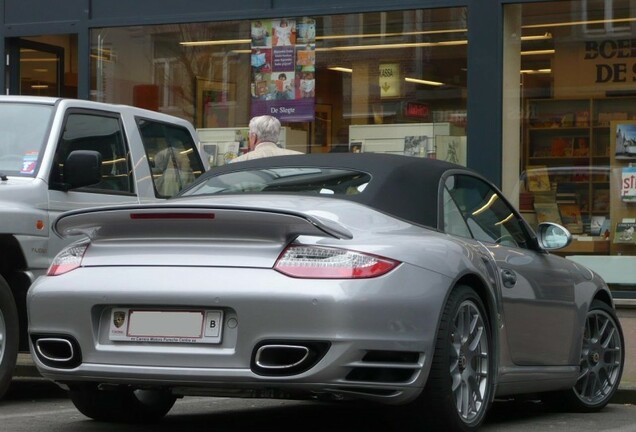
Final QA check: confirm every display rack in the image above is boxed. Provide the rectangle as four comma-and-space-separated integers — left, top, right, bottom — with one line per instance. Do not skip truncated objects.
523, 97, 636, 239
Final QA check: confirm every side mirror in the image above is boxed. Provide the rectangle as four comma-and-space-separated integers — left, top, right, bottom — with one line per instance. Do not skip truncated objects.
536, 222, 572, 250
63, 150, 102, 190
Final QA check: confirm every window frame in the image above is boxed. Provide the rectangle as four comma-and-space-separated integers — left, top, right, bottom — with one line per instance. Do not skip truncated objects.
50, 108, 134, 194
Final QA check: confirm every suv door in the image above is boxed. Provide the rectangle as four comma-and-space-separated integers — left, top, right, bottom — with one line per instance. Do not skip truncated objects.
47, 109, 140, 255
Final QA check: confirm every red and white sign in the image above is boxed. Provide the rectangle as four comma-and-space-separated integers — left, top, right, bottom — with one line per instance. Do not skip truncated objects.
621, 166, 636, 201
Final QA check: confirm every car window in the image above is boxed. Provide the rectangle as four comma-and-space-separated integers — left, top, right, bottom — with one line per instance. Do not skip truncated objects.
181, 167, 371, 196
137, 118, 205, 197
51, 111, 133, 193
444, 174, 530, 249
443, 187, 472, 238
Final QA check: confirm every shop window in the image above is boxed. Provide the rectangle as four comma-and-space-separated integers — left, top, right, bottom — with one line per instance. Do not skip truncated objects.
90, 8, 468, 163
504, 0, 636, 293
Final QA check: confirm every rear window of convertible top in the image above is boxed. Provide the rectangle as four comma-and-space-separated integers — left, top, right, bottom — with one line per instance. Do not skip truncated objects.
180, 167, 372, 196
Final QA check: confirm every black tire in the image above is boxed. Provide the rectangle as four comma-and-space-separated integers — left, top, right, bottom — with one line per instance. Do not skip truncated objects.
0, 275, 19, 400
410, 285, 494, 432
543, 300, 624, 413
68, 383, 176, 423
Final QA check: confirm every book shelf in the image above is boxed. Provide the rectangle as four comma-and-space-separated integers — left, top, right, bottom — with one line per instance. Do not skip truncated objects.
523, 97, 636, 239
609, 121, 636, 256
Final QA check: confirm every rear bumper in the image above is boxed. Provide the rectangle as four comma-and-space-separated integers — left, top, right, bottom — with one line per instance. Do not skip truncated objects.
27, 265, 450, 404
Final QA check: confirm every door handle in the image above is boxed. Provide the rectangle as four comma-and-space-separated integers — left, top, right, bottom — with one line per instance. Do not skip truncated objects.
501, 269, 517, 288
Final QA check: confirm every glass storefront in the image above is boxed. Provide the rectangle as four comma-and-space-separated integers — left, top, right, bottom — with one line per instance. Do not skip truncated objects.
504, 0, 636, 291
90, 8, 468, 165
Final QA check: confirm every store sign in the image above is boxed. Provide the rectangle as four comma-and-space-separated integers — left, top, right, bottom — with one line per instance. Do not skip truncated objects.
584, 39, 636, 83
404, 102, 430, 120
250, 17, 316, 122
621, 166, 636, 201
379, 63, 401, 98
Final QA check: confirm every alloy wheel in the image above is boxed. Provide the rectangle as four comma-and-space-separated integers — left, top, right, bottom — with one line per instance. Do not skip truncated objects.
449, 299, 489, 423
574, 309, 622, 404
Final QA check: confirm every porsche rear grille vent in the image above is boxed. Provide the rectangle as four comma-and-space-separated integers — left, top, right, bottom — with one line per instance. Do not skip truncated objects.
361, 350, 420, 363
346, 367, 415, 383
345, 350, 423, 384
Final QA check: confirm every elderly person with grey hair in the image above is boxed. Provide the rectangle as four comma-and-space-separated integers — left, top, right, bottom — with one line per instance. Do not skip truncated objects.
231, 115, 302, 163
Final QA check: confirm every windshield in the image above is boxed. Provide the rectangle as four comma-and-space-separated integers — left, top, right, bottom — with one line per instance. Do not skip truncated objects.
181, 167, 371, 196
0, 103, 55, 177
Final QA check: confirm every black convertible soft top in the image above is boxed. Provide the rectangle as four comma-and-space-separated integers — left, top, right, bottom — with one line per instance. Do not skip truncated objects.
182, 153, 477, 228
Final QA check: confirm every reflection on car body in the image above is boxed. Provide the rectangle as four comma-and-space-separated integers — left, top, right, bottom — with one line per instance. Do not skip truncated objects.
27, 153, 624, 431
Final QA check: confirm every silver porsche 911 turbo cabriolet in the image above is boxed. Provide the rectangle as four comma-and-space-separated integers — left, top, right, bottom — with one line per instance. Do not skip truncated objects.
27, 153, 624, 431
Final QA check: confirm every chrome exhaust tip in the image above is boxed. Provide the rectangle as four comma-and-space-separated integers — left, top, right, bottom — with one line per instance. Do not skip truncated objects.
255, 344, 310, 369
251, 340, 330, 376
31, 334, 82, 368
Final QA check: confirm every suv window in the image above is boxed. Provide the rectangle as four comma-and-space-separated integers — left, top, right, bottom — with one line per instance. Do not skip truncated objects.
138, 118, 205, 197
51, 111, 132, 193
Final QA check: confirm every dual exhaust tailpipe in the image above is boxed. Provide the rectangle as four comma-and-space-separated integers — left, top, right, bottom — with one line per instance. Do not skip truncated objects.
251, 341, 330, 376
31, 335, 328, 374
31, 335, 82, 369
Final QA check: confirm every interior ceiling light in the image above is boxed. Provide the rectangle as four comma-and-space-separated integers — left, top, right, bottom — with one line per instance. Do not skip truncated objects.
180, 39, 252, 46
328, 67, 353, 73
19, 58, 59, 62
523, 17, 636, 29
317, 40, 467, 52
182, 28, 468, 46
520, 32, 552, 41
520, 49, 555, 56
404, 77, 445, 86
317, 28, 467, 40
182, 28, 552, 49
520, 68, 552, 74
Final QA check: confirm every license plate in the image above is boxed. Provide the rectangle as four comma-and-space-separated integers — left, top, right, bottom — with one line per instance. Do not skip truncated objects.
109, 309, 223, 343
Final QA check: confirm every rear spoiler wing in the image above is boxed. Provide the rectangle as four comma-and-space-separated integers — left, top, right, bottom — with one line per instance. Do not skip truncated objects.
54, 204, 353, 242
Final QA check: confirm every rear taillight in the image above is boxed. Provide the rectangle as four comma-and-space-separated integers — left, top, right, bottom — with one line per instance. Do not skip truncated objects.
47, 239, 90, 276
274, 245, 400, 279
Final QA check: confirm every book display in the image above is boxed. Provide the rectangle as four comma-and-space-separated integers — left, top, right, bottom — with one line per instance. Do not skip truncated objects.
609, 120, 636, 256
523, 97, 636, 247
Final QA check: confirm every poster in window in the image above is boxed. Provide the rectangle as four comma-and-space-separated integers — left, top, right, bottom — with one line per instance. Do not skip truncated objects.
403, 136, 427, 157
613, 121, 636, 159
533, 202, 562, 225
621, 165, 636, 203
250, 17, 316, 122
614, 222, 636, 244
525, 165, 551, 192
436, 136, 467, 166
